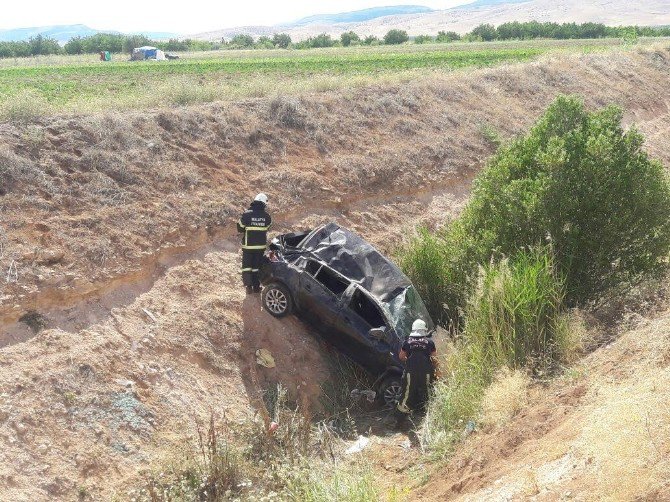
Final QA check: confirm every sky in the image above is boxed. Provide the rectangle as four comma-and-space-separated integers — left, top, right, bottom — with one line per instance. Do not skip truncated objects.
0, 1, 472, 35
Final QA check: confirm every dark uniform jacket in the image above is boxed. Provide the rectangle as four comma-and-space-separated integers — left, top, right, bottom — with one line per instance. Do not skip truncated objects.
237, 201, 272, 251
401, 336, 436, 375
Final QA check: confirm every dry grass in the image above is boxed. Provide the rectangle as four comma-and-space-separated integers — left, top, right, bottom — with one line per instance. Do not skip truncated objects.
576, 363, 670, 498
0, 89, 51, 123
480, 368, 531, 428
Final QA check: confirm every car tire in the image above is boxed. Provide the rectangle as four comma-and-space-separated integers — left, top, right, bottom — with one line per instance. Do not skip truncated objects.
262, 283, 293, 318
379, 375, 403, 409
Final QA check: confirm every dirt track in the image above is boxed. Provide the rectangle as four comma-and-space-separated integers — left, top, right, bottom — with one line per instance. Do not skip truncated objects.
1, 47, 670, 500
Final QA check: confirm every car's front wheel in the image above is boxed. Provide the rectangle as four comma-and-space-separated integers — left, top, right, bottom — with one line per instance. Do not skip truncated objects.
379, 375, 403, 408
262, 283, 293, 318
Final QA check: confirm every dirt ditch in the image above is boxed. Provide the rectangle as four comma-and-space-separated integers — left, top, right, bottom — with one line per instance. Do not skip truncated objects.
0, 48, 669, 500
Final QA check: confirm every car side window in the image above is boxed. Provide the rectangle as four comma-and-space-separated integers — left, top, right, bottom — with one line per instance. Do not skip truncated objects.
350, 289, 386, 328
305, 259, 321, 276
313, 265, 350, 296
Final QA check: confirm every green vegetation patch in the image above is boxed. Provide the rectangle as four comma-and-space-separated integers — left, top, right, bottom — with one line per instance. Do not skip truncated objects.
0, 46, 544, 116
401, 95, 670, 326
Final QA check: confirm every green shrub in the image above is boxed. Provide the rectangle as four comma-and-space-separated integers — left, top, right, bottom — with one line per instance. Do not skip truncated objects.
384, 29, 409, 45
273, 33, 292, 49
436, 31, 461, 43
402, 96, 670, 325
464, 249, 570, 371
340, 31, 360, 47
399, 227, 461, 328
414, 35, 434, 44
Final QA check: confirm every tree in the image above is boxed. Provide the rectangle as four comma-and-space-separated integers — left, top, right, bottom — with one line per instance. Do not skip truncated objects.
436, 31, 460, 42
122, 35, 152, 54
403, 96, 670, 325
272, 33, 291, 49
362, 35, 379, 45
64, 37, 84, 55
230, 34, 255, 48
470, 24, 497, 41
340, 31, 360, 47
384, 29, 409, 45
256, 36, 274, 49
307, 33, 334, 48
29, 35, 61, 56
414, 35, 434, 44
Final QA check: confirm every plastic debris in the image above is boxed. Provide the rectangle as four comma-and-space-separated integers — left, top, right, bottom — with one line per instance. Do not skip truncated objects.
345, 435, 370, 454
255, 349, 276, 368
142, 308, 158, 323
268, 421, 279, 434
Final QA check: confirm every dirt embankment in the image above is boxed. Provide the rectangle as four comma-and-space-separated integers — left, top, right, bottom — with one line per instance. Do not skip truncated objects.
414, 305, 670, 500
0, 47, 669, 500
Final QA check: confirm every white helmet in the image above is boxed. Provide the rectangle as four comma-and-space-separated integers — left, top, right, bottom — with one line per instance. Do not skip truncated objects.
254, 193, 268, 205
410, 319, 428, 338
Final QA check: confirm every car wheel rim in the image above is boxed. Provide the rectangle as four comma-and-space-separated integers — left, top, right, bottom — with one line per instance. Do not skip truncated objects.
266, 288, 288, 314
384, 383, 402, 407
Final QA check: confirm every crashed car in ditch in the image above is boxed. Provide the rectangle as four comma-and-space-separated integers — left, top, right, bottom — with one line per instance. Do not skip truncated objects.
259, 222, 435, 406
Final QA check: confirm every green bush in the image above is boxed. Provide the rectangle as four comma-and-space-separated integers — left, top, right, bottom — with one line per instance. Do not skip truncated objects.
414, 35, 434, 44
383, 29, 409, 45
399, 227, 462, 328
340, 31, 360, 47
230, 34, 255, 48
402, 96, 670, 325
436, 31, 461, 43
273, 33, 292, 49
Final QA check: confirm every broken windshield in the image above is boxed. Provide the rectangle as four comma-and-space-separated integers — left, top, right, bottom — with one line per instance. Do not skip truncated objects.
384, 286, 433, 339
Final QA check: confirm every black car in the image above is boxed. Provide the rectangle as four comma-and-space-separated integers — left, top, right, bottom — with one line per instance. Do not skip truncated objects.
259, 223, 435, 406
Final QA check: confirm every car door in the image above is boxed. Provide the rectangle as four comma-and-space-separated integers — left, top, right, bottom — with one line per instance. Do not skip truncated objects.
297, 259, 349, 332
334, 285, 395, 372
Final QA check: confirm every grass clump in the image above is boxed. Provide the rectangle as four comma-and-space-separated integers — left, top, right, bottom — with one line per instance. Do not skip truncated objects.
480, 367, 530, 428
422, 248, 575, 455
464, 249, 571, 371
287, 463, 380, 502
143, 415, 245, 501
0, 89, 51, 123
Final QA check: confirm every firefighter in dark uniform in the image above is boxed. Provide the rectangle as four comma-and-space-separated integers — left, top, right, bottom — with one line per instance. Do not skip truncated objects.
396, 319, 436, 429
237, 193, 272, 294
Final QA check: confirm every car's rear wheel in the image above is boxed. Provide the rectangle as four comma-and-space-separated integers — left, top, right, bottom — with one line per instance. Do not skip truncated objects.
379, 375, 403, 408
262, 283, 293, 318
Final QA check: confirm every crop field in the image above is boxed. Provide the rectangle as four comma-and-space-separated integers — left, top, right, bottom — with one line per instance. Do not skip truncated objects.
0, 37, 665, 117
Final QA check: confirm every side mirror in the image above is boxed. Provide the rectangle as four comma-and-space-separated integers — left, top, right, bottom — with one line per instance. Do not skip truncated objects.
368, 327, 385, 339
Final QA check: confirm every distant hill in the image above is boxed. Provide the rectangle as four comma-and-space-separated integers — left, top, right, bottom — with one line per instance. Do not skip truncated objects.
193, 0, 670, 41
287, 5, 433, 27
462, 0, 529, 8
0, 24, 178, 43
0, 24, 98, 43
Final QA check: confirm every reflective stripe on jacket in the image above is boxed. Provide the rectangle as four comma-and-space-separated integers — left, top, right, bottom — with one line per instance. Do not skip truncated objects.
237, 201, 272, 250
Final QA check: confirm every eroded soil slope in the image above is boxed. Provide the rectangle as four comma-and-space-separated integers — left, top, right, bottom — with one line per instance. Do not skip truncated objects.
414, 305, 670, 500
0, 47, 669, 500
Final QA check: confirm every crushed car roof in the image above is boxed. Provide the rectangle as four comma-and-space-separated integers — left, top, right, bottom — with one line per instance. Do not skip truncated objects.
299, 223, 412, 301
